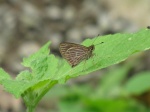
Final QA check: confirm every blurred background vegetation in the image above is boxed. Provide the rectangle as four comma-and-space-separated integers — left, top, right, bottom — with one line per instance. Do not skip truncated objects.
0, 0, 150, 112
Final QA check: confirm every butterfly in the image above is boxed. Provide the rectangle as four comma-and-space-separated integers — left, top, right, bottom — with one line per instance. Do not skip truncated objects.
59, 42, 95, 67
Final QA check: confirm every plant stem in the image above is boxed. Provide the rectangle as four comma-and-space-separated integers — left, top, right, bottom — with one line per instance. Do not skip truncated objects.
27, 106, 35, 112
34, 81, 57, 106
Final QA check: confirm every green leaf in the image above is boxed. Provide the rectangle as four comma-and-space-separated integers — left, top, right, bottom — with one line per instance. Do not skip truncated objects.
0, 29, 150, 109
124, 71, 150, 95
95, 64, 131, 98
0, 42, 58, 98
22, 41, 50, 68
55, 29, 150, 83
0, 68, 11, 80
83, 98, 147, 112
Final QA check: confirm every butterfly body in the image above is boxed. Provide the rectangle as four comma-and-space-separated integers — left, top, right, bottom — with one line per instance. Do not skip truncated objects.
59, 42, 95, 67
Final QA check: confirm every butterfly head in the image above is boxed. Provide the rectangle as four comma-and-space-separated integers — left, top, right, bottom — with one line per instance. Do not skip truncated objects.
88, 45, 95, 51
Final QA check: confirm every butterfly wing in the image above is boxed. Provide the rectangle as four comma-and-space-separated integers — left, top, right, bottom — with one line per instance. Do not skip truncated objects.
59, 42, 78, 57
65, 47, 88, 67
59, 42, 88, 67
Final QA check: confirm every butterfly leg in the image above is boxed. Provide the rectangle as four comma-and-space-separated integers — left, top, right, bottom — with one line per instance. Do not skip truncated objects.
81, 60, 87, 72
91, 53, 96, 65
92, 53, 101, 67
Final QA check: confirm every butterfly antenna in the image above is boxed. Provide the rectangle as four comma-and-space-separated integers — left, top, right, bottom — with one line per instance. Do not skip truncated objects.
91, 34, 100, 45
94, 42, 104, 46
92, 34, 104, 46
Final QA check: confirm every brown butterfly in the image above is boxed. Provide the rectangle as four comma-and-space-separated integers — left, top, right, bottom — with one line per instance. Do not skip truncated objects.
59, 42, 95, 67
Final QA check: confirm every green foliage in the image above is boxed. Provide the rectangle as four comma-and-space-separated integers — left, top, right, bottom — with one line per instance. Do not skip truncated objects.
124, 71, 150, 95
44, 64, 148, 112
0, 29, 150, 111
0, 68, 11, 79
